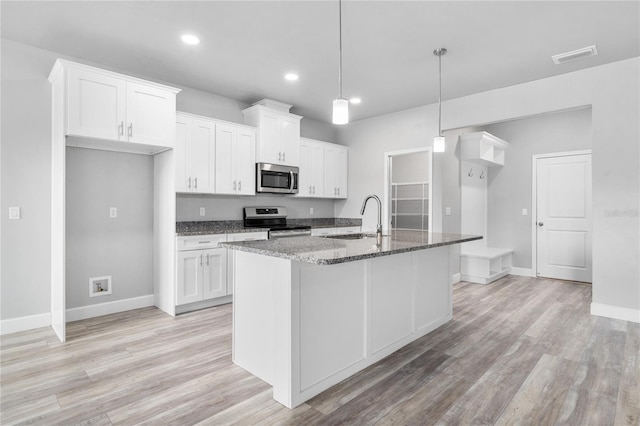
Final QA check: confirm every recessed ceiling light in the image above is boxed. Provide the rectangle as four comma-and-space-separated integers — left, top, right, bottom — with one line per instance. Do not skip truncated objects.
284, 73, 299, 81
350, 97, 361, 104
551, 45, 598, 64
181, 34, 200, 46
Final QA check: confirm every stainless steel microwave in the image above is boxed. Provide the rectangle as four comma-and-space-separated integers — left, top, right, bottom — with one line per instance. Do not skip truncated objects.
256, 163, 299, 194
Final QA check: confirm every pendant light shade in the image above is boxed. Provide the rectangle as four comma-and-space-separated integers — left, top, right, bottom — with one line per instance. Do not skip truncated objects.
332, 0, 348, 125
333, 98, 349, 124
433, 48, 447, 152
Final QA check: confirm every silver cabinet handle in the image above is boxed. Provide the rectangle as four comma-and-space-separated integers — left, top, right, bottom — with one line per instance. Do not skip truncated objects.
194, 177, 198, 189
128, 123, 133, 138
278, 152, 282, 162
538, 222, 544, 227
233, 180, 237, 191
309, 185, 312, 193
198, 241, 211, 244
238, 180, 242, 191
200, 254, 203, 266
283, 152, 286, 162
206, 254, 210, 266
119, 121, 124, 136
337, 187, 340, 196
313, 185, 316, 194
188, 177, 191, 189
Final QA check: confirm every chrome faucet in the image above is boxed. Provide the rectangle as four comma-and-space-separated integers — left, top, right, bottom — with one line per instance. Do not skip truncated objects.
360, 194, 383, 245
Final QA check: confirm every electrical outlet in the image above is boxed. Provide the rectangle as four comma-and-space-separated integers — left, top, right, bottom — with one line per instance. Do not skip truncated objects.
445, 207, 451, 216
9, 207, 20, 220
522, 208, 528, 216
310, 207, 314, 215
109, 207, 117, 218
200, 207, 206, 216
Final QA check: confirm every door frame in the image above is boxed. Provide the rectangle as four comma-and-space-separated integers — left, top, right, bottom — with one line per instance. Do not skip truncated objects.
531, 149, 592, 278
382, 147, 433, 233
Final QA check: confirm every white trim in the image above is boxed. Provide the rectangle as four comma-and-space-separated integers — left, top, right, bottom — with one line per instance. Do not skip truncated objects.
1, 313, 51, 335
383, 147, 433, 234
509, 267, 535, 277
66, 295, 154, 322
531, 149, 593, 279
591, 303, 640, 324
451, 273, 461, 284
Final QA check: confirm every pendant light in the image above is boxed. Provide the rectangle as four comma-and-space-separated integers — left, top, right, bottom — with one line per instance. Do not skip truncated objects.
332, 0, 348, 125
433, 48, 447, 152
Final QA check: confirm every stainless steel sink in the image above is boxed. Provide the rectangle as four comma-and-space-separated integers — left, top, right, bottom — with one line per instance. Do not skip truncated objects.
320, 233, 378, 240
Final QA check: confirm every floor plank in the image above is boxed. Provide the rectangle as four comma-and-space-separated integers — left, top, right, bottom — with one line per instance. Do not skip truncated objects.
1, 276, 636, 425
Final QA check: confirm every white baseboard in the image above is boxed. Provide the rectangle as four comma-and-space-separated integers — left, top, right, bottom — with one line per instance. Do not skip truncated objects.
510, 267, 535, 277
1, 312, 51, 335
591, 302, 640, 324
451, 273, 461, 284
66, 295, 155, 322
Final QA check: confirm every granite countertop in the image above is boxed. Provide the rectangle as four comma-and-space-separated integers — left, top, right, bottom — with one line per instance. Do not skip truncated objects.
221, 231, 482, 265
176, 218, 362, 236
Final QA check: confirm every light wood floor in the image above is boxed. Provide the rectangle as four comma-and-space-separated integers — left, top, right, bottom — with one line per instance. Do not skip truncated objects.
1, 276, 638, 425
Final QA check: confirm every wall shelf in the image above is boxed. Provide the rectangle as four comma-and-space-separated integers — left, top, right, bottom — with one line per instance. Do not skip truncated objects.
460, 131, 509, 167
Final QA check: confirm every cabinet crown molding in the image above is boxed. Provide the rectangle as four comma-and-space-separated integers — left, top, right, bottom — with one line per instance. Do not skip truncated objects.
48, 58, 181, 94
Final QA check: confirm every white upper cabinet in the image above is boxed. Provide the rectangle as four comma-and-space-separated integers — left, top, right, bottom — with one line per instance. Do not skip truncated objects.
175, 112, 255, 196
324, 143, 348, 199
297, 138, 325, 198
175, 113, 215, 193
58, 59, 180, 152
215, 123, 256, 195
242, 99, 302, 167
460, 131, 509, 167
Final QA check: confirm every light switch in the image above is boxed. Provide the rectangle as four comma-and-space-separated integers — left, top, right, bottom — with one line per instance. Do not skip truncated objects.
109, 207, 118, 218
445, 207, 451, 216
522, 208, 528, 216
9, 207, 20, 220
200, 207, 206, 217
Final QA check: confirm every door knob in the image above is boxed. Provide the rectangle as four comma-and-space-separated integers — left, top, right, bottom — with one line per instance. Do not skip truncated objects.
538, 222, 544, 227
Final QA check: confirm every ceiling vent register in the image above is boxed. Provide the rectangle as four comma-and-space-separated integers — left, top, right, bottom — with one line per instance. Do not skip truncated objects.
551, 45, 598, 64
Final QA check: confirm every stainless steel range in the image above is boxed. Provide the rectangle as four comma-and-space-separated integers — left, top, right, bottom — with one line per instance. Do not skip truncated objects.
243, 207, 311, 239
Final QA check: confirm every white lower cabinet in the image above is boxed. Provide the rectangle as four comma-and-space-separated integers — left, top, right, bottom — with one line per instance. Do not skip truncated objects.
176, 248, 227, 305
176, 234, 227, 305
176, 231, 267, 307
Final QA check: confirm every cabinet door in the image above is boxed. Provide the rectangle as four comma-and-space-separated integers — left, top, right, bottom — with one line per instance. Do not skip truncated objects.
126, 82, 176, 147
324, 144, 348, 198
190, 118, 215, 193
67, 67, 126, 140
257, 111, 281, 164
324, 145, 338, 198
236, 128, 256, 195
297, 141, 312, 197
214, 123, 236, 194
203, 248, 227, 300
310, 142, 325, 197
280, 116, 300, 166
335, 146, 348, 198
176, 250, 203, 305
175, 116, 190, 192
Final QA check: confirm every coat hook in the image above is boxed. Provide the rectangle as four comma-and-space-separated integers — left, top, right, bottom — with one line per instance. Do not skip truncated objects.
480, 170, 485, 179
468, 168, 473, 177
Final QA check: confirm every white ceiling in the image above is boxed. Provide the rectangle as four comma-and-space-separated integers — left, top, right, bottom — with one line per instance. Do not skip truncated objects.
2, 1, 639, 123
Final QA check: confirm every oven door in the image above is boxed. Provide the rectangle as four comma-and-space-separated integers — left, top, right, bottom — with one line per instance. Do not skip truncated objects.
256, 163, 299, 194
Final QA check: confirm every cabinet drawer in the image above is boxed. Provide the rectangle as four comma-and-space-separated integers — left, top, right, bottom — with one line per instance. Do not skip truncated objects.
177, 234, 227, 251
227, 231, 268, 242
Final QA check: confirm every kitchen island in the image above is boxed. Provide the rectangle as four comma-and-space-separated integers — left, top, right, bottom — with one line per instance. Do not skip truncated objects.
222, 231, 481, 408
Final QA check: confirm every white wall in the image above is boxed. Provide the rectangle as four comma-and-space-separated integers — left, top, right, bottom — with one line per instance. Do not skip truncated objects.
337, 58, 639, 317
66, 147, 154, 309
482, 108, 592, 269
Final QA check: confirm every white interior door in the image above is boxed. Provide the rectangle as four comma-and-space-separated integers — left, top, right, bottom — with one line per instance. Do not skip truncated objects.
536, 153, 592, 282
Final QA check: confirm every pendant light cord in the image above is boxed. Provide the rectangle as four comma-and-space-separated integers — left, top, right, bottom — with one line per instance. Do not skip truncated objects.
437, 50, 442, 136
338, 0, 343, 99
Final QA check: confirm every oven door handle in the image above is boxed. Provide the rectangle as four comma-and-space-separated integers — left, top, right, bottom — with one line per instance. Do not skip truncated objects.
289, 171, 294, 191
